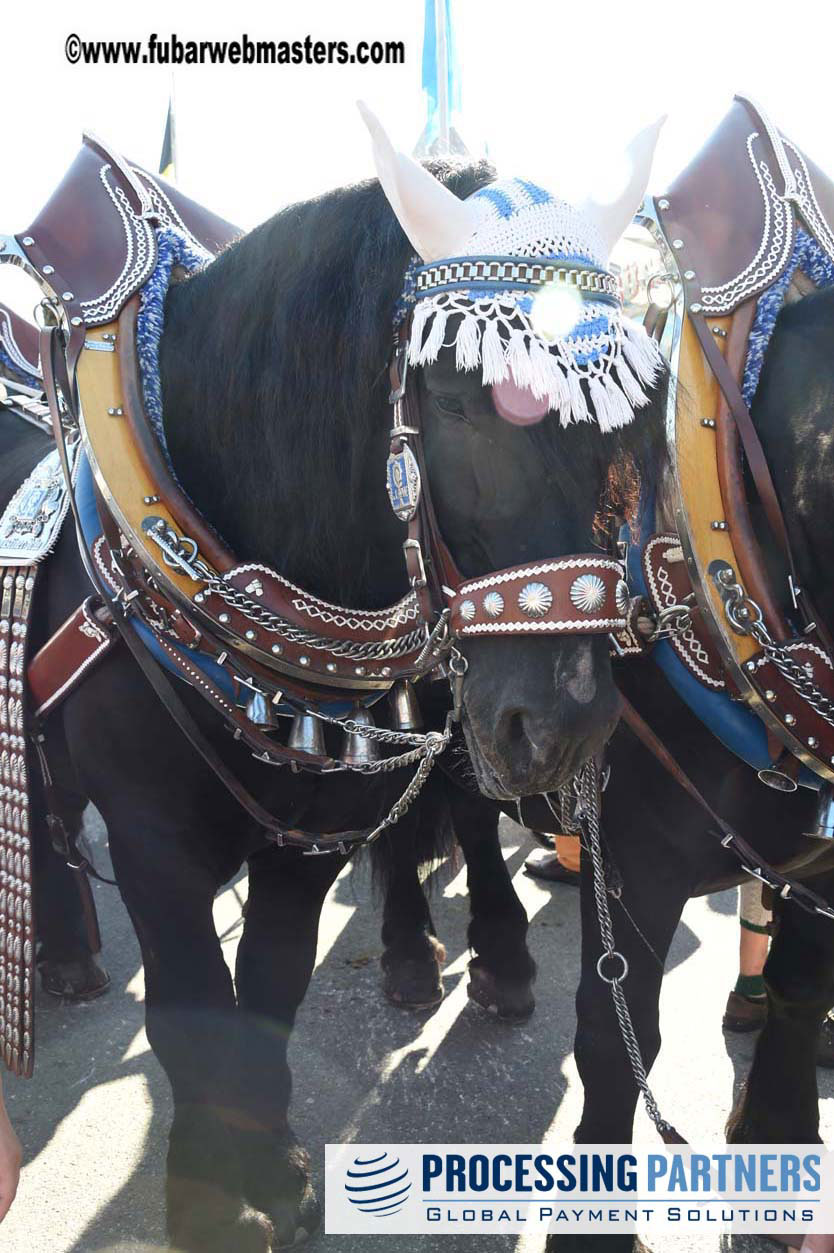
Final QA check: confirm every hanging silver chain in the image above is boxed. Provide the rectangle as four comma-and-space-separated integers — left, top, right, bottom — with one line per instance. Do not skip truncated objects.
563, 760, 679, 1141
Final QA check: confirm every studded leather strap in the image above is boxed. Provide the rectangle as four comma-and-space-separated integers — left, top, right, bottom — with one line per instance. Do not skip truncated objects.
0, 564, 36, 1077
450, 556, 627, 637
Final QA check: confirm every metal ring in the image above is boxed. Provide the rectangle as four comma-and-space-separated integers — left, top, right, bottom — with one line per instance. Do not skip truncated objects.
596, 950, 629, 984
33, 298, 61, 330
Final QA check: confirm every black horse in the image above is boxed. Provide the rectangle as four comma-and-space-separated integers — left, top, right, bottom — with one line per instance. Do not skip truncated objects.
4, 159, 653, 1252
380, 285, 834, 1253
543, 286, 834, 1252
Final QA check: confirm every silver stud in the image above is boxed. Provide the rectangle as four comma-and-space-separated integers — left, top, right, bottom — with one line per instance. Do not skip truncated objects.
70, 316, 82, 326
711, 520, 727, 530
271, 643, 283, 655
657, 198, 670, 210
143, 495, 160, 504
299, 655, 310, 666
62, 291, 74, 301
21, 237, 34, 246
459, 599, 476, 622
245, 629, 256, 641
355, 666, 366, 676
701, 418, 716, 428
42, 264, 54, 275
518, 581, 553, 617
765, 689, 776, 702
193, 592, 205, 604
326, 662, 337, 673
483, 591, 504, 618
785, 713, 796, 726
570, 574, 606, 615
684, 269, 695, 280
672, 238, 684, 249
690, 302, 702, 313
746, 660, 757, 672
808, 736, 819, 749
107, 407, 123, 416
218, 612, 230, 624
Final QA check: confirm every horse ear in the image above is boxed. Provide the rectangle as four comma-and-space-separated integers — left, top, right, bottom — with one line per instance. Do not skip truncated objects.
357, 101, 480, 262
580, 116, 666, 258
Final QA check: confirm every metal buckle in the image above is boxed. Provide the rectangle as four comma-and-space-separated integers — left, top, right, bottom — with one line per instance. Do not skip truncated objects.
403, 537, 428, 590
388, 341, 409, 404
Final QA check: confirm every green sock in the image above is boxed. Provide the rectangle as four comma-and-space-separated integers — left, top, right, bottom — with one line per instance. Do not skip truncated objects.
735, 973, 766, 1000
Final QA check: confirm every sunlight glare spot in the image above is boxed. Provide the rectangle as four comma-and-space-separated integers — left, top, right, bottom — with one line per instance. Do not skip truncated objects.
531, 285, 583, 342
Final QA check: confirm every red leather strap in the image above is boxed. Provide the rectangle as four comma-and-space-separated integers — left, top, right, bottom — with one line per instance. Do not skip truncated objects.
28, 598, 117, 720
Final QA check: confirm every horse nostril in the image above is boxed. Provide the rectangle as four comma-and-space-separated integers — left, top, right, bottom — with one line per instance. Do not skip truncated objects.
506, 711, 526, 748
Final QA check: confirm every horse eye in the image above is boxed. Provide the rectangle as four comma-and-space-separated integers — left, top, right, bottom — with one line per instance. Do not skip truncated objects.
434, 393, 467, 419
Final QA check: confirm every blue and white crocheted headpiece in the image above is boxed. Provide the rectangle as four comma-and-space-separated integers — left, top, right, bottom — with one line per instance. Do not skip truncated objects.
362, 103, 665, 433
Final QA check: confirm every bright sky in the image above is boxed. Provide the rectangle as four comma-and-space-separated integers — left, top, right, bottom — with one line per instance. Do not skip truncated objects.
2, 0, 833, 317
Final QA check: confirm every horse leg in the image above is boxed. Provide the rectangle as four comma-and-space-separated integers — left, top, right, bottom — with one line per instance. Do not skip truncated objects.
379, 804, 446, 1009
727, 872, 834, 1143
447, 784, 536, 1021
233, 845, 345, 1245
550, 837, 689, 1253
31, 784, 109, 1000
106, 819, 268, 1253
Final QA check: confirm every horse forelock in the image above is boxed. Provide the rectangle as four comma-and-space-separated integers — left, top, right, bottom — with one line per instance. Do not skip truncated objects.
159, 159, 496, 604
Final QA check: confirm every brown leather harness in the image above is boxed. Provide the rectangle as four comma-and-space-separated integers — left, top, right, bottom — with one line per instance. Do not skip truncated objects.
4, 132, 627, 864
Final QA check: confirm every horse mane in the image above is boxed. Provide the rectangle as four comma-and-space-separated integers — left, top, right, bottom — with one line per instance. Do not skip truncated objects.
159, 158, 497, 604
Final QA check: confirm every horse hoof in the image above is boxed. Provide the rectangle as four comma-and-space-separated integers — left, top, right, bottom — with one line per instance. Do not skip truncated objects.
39, 956, 111, 1003
167, 1187, 273, 1253
382, 938, 445, 1009
467, 963, 535, 1022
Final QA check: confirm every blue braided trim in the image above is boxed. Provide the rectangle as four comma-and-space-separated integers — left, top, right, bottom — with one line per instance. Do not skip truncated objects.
136, 226, 212, 458
0, 344, 40, 389
743, 228, 834, 406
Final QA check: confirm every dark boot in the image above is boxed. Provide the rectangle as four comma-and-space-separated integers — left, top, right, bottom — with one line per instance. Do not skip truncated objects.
523, 850, 580, 886
722, 988, 767, 1032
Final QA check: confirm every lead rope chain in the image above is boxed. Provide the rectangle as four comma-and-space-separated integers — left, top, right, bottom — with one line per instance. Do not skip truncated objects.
565, 759, 682, 1142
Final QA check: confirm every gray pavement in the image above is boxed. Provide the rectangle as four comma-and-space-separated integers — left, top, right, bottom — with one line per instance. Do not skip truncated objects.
3, 809, 831, 1253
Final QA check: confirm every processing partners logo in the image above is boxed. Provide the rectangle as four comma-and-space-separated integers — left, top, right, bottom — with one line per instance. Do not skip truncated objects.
344, 1149, 412, 1218
327, 1144, 834, 1236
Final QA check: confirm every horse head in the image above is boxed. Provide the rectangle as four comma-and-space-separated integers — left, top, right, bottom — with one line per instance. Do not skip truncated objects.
362, 107, 666, 799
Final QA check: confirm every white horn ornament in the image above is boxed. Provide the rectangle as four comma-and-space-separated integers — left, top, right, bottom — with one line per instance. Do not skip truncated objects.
357, 100, 483, 262
580, 116, 666, 259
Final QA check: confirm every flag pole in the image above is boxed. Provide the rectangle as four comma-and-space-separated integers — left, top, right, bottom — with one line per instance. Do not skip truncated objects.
434, 0, 450, 154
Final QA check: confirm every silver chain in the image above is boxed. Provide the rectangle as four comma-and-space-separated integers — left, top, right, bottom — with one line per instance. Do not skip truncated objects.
145, 520, 426, 662
563, 760, 679, 1140
717, 567, 834, 728
363, 728, 449, 843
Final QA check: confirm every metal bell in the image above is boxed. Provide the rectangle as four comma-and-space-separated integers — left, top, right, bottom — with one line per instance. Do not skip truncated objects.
341, 707, 380, 766
805, 784, 834, 840
389, 680, 423, 731
245, 691, 274, 728
288, 712, 325, 756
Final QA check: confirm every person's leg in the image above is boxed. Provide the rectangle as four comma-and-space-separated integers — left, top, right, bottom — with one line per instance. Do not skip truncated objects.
524, 832, 581, 885
723, 878, 771, 1032
0, 1075, 21, 1224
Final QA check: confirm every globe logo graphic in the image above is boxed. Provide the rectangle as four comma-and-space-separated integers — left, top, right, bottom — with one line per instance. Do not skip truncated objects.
344, 1150, 412, 1217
